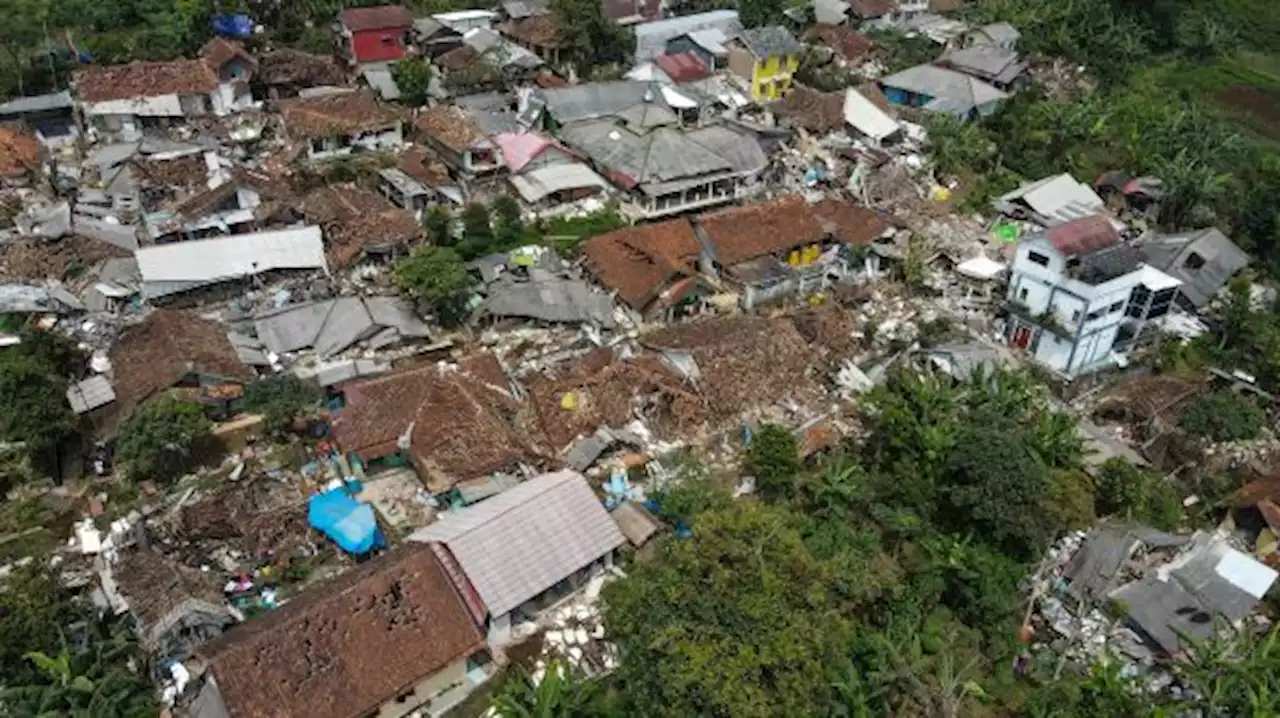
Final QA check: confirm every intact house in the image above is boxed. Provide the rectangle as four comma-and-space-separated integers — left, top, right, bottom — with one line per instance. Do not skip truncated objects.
726, 26, 803, 103
331, 354, 540, 492
277, 90, 404, 161
187, 543, 494, 718
336, 4, 415, 66
408, 470, 625, 648
694, 195, 890, 310
73, 58, 252, 141
633, 9, 742, 66
495, 131, 611, 216
878, 63, 1008, 120
581, 218, 715, 321
555, 104, 769, 220
412, 104, 515, 181
500, 14, 565, 67
106, 309, 254, 434
1004, 215, 1181, 379
1136, 227, 1250, 310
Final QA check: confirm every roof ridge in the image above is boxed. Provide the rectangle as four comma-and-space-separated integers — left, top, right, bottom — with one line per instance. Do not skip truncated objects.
444, 470, 577, 538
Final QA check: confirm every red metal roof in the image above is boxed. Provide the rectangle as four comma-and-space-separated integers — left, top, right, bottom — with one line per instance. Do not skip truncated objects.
339, 5, 414, 31
655, 52, 711, 83
1046, 215, 1121, 257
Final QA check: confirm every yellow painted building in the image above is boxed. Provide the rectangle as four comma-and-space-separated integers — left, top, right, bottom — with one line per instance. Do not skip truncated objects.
728, 26, 803, 102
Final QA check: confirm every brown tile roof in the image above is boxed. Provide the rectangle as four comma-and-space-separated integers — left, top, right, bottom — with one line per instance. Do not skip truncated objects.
399, 146, 453, 187
334, 357, 536, 491
114, 548, 225, 631
581, 219, 700, 311
501, 16, 562, 48
697, 195, 828, 267
811, 197, 891, 245
0, 234, 130, 282
134, 154, 209, 193
326, 209, 422, 267
436, 44, 482, 73
641, 315, 826, 422
804, 24, 874, 63
338, 4, 414, 32
278, 91, 403, 139
172, 167, 292, 221
774, 85, 845, 134
109, 310, 251, 417
297, 184, 394, 224
525, 346, 702, 450
0, 126, 40, 178
1046, 215, 1122, 256
74, 59, 220, 103
200, 543, 485, 718
257, 49, 348, 87
414, 105, 488, 152
200, 37, 257, 72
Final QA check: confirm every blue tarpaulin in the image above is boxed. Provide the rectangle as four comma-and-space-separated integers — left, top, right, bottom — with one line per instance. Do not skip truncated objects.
212, 14, 254, 39
308, 488, 384, 554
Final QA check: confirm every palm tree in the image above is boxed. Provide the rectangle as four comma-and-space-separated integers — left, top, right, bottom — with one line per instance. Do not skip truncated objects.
1, 629, 155, 718
490, 660, 618, 718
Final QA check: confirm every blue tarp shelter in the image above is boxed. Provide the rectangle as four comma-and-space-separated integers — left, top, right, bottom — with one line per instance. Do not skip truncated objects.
308, 488, 384, 554
212, 14, 254, 38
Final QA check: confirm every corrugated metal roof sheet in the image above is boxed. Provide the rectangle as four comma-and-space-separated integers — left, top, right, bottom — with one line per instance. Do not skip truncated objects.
843, 87, 899, 141
1043, 215, 1121, 257
409, 470, 625, 616
509, 162, 610, 203
66, 375, 116, 414
879, 64, 1008, 114
633, 9, 741, 62
137, 226, 327, 298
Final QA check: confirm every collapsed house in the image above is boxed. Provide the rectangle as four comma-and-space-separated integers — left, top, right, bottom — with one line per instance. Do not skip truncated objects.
580, 218, 710, 321
73, 58, 252, 141
332, 354, 539, 492
250, 296, 431, 360
1136, 227, 1249, 310
134, 226, 328, 301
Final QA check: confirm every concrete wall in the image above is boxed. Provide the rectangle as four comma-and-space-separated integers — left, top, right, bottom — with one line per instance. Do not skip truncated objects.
376, 657, 470, 718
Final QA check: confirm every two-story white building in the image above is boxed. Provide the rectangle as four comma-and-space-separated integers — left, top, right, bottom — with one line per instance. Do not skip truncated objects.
1005, 215, 1181, 378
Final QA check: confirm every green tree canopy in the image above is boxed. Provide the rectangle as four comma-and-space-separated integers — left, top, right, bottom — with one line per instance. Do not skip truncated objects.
391, 57, 435, 107
243, 375, 322, 435
1179, 390, 1267, 442
603, 500, 887, 718
745, 423, 802, 500
115, 396, 212, 482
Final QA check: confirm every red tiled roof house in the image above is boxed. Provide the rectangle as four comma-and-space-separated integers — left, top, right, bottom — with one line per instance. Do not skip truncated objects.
694, 195, 889, 310
337, 5, 415, 66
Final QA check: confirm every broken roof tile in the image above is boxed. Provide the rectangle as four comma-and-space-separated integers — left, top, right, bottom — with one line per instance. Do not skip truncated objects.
326, 209, 423, 268
257, 49, 348, 87
414, 104, 489, 153
199, 37, 257, 73
109, 309, 251, 417
278, 91, 403, 139
74, 59, 221, 103
338, 5, 414, 31
1045, 215, 1122, 257
581, 218, 700, 311
200, 543, 484, 718
0, 125, 40, 178
804, 24, 874, 64
398, 146, 453, 187
773, 84, 845, 134
697, 195, 828, 267
501, 15, 563, 47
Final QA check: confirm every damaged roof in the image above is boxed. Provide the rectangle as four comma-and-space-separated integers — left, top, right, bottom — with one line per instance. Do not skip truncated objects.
0, 234, 130, 282
278, 91, 403, 138
334, 357, 533, 491
398, 146, 453, 187
109, 309, 252, 416
643, 314, 826, 422
256, 49, 347, 87
1137, 227, 1249, 309
326, 209, 422, 268
501, 15, 562, 47
200, 37, 256, 72
736, 26, 803, 59
136, 226, 327, 298
558, 119, 736, 192
774, 85, 845, 135
805, 23, 874, 63
409, 470, 625, 617
74, 59, 220, 103
1043, 215, 1122, 257
581, 219, 701, 310
200, 543, 484, 718
414, 104, 491, 152
254, 296, 430, 358
478, 275, 617, 327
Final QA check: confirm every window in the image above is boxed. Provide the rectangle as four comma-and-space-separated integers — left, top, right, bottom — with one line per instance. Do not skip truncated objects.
1018, 287, 1028, 302
1109, 301, 1124, 314
1070, 309, 1081, 322
1184, 252, 1206, 270
1027, 251, 1050, 267
1086, 309, 1105, 321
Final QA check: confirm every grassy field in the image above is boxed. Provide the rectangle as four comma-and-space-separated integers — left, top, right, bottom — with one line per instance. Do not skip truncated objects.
1134, 51, 1280, 146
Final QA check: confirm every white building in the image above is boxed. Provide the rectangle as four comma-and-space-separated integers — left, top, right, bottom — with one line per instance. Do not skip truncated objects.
1005, 215, 1180, 378
73, 59, 252, 141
